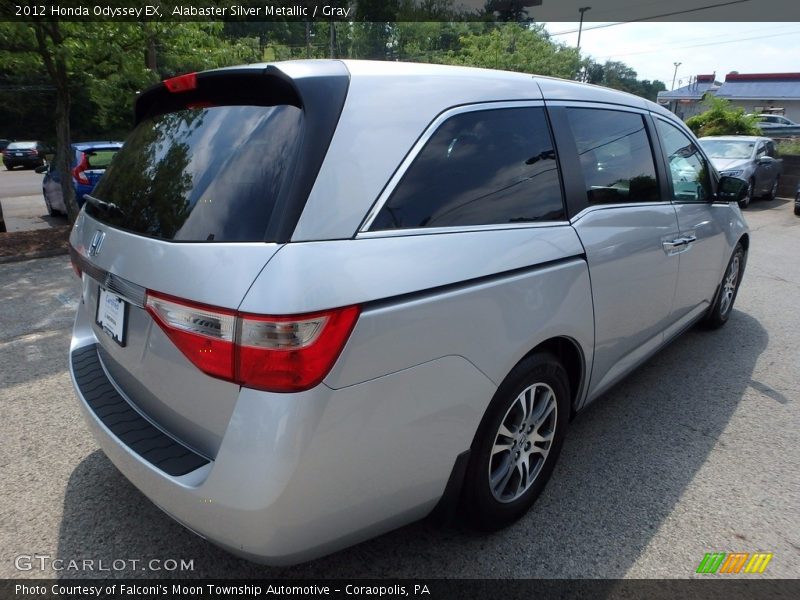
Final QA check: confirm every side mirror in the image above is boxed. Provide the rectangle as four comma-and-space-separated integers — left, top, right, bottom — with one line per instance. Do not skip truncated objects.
34, 165, 48, 174
758, 155, 775, 165
717, 176, 748, 202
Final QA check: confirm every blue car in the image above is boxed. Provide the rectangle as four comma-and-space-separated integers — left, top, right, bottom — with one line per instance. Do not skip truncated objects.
39, 141, 123, 215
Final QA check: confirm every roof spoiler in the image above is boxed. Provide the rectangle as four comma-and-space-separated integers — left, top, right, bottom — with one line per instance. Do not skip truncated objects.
134, 65, 302, 125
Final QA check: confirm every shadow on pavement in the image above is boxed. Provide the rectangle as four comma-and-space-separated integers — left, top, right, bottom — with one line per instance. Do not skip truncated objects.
57, 309, 767, 579
745, 197, 790, 212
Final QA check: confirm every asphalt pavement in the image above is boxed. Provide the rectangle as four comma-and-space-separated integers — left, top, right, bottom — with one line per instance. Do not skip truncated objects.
0, 168, 68, 231
1, 199, 798, 579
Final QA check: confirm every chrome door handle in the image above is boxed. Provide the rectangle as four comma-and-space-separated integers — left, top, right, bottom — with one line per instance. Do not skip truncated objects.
663, 236, 696, 255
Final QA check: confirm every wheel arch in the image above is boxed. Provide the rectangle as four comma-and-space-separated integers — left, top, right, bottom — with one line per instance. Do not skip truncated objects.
519, 336, 586, 418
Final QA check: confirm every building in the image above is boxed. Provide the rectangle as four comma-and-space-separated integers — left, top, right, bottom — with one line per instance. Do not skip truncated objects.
658, 72, 800, 123
715, 72, 800, 123
656, 75, 721, 120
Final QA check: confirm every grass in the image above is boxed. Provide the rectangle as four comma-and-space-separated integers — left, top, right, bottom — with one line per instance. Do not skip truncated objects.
776, 139, 800, 156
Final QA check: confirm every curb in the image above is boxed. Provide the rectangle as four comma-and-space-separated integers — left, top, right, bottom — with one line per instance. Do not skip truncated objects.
0, 247, 69, 265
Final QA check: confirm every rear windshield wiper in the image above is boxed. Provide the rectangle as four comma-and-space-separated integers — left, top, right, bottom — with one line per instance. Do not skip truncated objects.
84, 194, 125, 218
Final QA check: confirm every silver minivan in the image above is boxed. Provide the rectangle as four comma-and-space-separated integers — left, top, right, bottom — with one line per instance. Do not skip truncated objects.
68, 60, 749, 565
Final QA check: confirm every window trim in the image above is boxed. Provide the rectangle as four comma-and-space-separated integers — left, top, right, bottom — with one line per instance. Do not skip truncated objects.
357, 100, 563, 235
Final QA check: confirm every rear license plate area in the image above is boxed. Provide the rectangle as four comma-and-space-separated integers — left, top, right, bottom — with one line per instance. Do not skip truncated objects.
96, 287, 127, 346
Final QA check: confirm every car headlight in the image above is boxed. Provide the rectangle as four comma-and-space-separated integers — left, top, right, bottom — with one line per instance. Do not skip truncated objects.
721, 170, 744, 178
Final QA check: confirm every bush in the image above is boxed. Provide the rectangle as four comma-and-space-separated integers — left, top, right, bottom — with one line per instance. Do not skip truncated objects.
685, 96, 762, 137
776, 139, 800, 155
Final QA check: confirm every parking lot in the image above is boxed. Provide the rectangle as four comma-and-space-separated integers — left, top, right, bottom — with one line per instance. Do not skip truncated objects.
0, 196, 798, 580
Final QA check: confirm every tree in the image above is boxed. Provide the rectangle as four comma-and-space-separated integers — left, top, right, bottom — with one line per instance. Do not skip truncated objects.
438, 23, 580, 78
686, 96, 762, 137
582, 59, 667, 102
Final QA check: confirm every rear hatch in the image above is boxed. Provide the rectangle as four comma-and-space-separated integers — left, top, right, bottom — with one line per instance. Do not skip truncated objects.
69, 62, 349, 458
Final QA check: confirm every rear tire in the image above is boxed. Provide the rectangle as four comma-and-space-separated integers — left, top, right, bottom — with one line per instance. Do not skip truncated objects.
463, 352, 570, 531
703, 243, 745, 329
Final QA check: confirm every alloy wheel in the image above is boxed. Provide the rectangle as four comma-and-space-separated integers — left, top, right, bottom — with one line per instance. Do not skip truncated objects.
720, 254, 740, 316
489, 382, 557, 503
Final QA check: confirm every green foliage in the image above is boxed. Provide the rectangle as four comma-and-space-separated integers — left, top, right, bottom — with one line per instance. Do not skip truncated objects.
583, 59, 666, 102
437, 24, 580, 78
776, 139, 800, 155
685, 96, 763, 137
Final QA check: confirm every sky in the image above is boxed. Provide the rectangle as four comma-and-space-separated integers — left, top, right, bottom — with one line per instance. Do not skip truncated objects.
541, 21, 800, 88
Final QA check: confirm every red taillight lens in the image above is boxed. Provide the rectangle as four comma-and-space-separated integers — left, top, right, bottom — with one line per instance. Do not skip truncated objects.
144, 290, 360, 393
71, 153, 90, 185
69, 253, 82, 279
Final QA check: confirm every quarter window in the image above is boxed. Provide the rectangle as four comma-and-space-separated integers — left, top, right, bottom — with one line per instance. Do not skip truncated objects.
656, 119, 711, 202
565, 108, 660, 205
369, 107, 565, 231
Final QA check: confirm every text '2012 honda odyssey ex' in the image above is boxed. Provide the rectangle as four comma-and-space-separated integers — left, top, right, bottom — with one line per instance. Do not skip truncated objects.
68, 60, 750, 565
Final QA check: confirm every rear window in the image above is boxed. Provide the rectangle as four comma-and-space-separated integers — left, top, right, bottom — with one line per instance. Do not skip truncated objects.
88, 105, 303, 242
83, 149, 119, 169
7, 142, 36, 150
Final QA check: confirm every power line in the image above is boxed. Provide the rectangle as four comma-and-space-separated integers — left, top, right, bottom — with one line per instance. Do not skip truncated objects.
585, 22, 798, 57
547, 0, 755, 36
592, 28, 800, 60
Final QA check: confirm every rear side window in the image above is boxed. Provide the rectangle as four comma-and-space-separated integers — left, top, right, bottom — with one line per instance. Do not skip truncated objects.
369, 107, 564, 230
88, 105, 303, 242
566, 108, 660, 205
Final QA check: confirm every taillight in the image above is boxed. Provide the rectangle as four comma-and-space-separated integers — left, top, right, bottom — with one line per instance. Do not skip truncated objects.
145, 292, 236, 381
71, 153, 90, 185
144, 291, 360, 393
164, 72, 198, 93
69, 252, 82, 279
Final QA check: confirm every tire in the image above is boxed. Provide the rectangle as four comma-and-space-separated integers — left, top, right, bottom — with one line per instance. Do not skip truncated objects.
794, 202, 800, 216
703, 243, 745, 329
4, 163, 12, 171
463, 352, 570, 530
738, 179, 753, 209
764, 177, 779, 200
43, 193, 54, 217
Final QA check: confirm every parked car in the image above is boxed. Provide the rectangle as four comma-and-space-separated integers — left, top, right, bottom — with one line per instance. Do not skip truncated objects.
38, 161, 66, 216
37, 142, 123, 215
2, 140, 50, 170
68, 60, 750, 566
747, 114, 800, 137
699, 136, 782, 208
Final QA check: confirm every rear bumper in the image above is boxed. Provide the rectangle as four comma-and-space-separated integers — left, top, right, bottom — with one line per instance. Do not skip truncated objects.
4, 157, 42, 167
69, 303, 495, 565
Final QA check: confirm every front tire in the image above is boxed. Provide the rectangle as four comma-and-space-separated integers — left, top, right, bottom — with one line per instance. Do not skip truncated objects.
704, 243, 745, 329
738, 179, 753, 209
764, 177, 779, 200
464, 352, 570, 530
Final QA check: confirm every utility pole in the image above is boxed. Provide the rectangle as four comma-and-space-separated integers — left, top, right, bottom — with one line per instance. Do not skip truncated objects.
577, 7, 591, 52
672, 62, 682, 90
